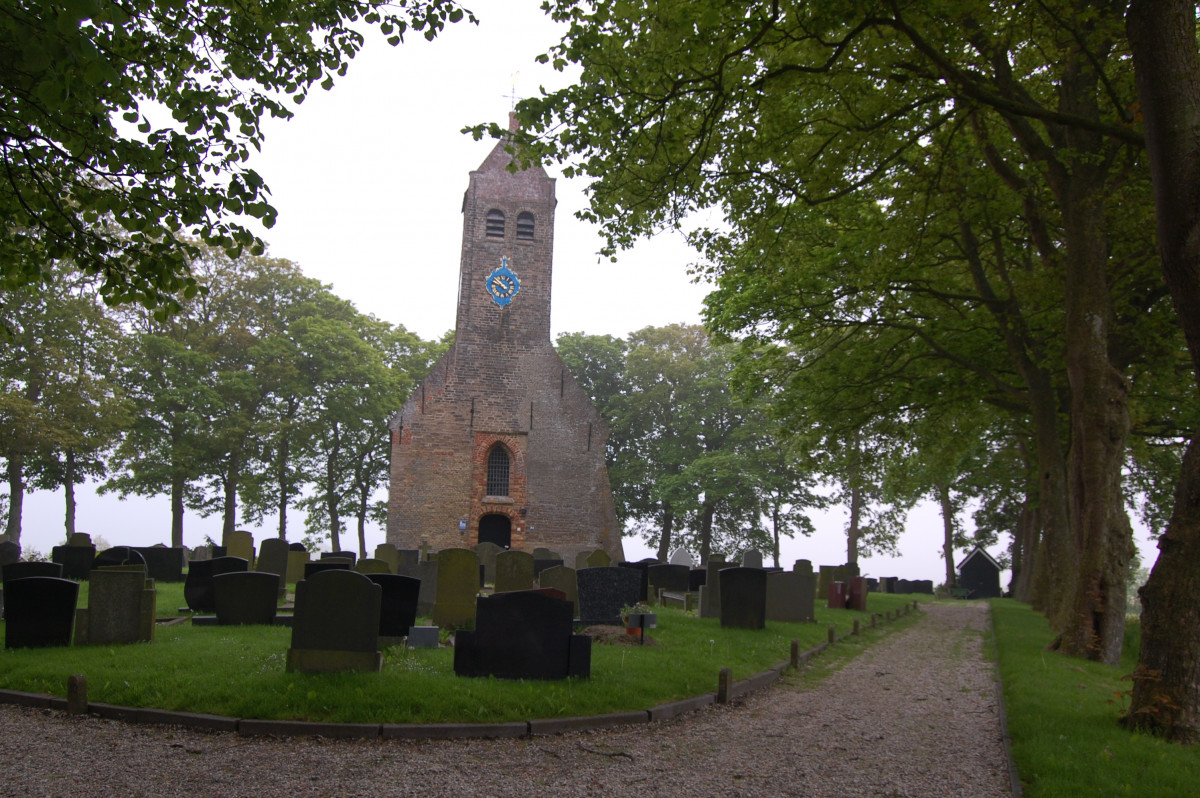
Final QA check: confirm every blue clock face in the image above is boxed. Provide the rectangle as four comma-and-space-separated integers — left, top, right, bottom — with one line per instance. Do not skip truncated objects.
486, 257, 521, 307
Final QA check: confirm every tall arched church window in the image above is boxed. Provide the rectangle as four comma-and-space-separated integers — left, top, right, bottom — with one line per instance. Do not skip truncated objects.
516, 212, 535, 240
486, 209, 505, 238
486, 445, 511, 496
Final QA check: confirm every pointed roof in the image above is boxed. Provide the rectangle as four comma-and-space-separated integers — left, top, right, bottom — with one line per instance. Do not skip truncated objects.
956, 546, 1001, 572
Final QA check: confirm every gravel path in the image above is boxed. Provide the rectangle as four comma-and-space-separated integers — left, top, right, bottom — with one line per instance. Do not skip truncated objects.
0, 603, 1012, 797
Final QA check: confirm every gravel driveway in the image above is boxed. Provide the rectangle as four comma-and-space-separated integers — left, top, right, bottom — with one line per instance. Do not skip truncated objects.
0, 602, 1012, 797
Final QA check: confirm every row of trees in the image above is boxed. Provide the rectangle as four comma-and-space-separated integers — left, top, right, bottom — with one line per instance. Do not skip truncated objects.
1, 250, 447, 555
489, 0, 1200, 739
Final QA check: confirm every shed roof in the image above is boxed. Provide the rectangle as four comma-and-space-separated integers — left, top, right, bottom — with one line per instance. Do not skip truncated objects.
957, 546, 1001, 572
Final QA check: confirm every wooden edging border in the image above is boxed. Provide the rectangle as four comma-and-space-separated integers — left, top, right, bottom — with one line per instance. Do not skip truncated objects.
0, 600, 923, 741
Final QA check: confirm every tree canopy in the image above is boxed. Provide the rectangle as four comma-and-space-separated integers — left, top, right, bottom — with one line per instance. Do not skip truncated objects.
0, 0, 471, 310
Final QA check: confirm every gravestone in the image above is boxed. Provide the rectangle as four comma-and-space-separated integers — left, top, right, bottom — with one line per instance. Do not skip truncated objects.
183, 556, 249, 613
689, 568, 707, 593
827, 580, 849, 609
285, 549, 310, 585
647, 564, 691, 602
817, 565, 838, 602
323, 550, 357, 564
397, 548, 421, 572
494, 550, 535, 593
431, 548, 478, 628
304, 560, 352, 579
537, 565, 579, 618
766, 571, 816, 623
573, 551, 591, 571
52, 542, 97, 580
531, 547, 560, 560
94, 547, 146, 570
256, 538, 291, 597
190, 546, 211, 562
471, 542, 503, 584
3, 561, 63, 588
719, 567, 768, 630
699, 557, 727, 619
0, 540, 21, 566
353, 558, 392, 575
584, 549, 611, 569
366, 573, 421, 645
668, 547, 696, 567
741, 549, 764, 569
848, 576, 869, 611
68, 533, 92, 546
226, 530, 256, 566
132, 546, 186, 582
374, 543, 401, 574
577, 567, 642, 626
397, 559, 439, 617
76, 568, 155, 644
213, 571, 280, 625
286, 570, 382, 673
617, 561, 652, 602
5, 577, 78, 648
454, 590, 590, 680
533, 558, 563, 579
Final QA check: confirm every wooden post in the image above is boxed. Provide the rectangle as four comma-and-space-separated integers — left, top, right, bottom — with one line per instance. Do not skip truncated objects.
67, 674, 87, 715
853, 619, 860, 636
717, 667, 733, 704
790, 639, 801, 669
827, 625, 836, 645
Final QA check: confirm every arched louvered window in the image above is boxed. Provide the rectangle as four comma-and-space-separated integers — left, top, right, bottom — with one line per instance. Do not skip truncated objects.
516, 212, 535, 240
486, 209, 505, 237
486, 445, 510, 496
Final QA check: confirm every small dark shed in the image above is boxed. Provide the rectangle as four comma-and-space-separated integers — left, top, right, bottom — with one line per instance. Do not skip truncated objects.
956, 547, 1002, 599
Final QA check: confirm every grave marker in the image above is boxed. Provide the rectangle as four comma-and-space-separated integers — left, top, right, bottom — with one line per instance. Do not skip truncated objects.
286, 570, 382, 673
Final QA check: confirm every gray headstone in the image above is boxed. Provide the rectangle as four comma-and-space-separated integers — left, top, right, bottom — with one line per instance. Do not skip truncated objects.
494, 550, 535, 593
226, 530, 256, 566
766, 571, 815, 623
793, 559, 813, 577
699, 557, 727, 618
257, 539, 290, 596
531, 547, 560, 560
431, 548, 478, 628
287, 570, 382, 673
471, 541, 504, 584
537, 565, 579, 618
573, 550, 591, 570
77, 568, 155, 645
374, 544, 401, 574
353, 558, 392, 575
584, 549, 612, 569
668, 547, 696, 567
285, 550, 309, 585
740, 549, 764, 569
577, 567, 642, 626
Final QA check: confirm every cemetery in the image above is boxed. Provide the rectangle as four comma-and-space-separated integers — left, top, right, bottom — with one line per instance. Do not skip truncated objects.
0, 543, 926, 727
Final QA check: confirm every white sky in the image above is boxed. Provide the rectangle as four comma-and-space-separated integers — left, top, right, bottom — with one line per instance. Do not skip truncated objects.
15, 0, 1162, 585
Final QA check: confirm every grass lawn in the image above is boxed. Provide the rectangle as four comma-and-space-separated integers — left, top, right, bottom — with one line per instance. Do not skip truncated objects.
989, 599, 1200, 798
0, 583, 917, 724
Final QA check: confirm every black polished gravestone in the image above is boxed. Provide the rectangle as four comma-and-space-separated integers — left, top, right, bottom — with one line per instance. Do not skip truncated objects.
2, 561, 64, 589
577, 566, 642, 626
93, 546, 146, 570
719, 567, 768, 630
366, 573, 421, 642
184, 556, 249, 613
617, 561, 653, 602
304, 560, 352, 579
454, 590, 591, 680
647, 563, 691, 597
287, 570, 382, 673
132, 546, 186, 582
5, 576, 78, 648
689, 568, 707, 593
213, 571, 281, 625
52, 545, 97, 580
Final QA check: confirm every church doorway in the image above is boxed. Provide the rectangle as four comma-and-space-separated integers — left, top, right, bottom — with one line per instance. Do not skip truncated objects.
478, 514, 512, 549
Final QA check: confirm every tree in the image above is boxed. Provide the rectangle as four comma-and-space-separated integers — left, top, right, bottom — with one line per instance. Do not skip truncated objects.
0, 0, 471, 310
1123, 0, 1200, 743
1, 268, 127, 541
506, 0, 1156, 665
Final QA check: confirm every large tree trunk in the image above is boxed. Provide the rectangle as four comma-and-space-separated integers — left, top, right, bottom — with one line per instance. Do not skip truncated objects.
63, 448, 77, 538
221, 455, 239, 545
1125, 0, 1200, 741
171, 471, 185, 548
1011, 499, 1040, 602
4, 453, 24, 543
846, 481, 862, 574
698, 501, 715, 565
937, 483, 956, 588
276, 431, 290, 540
771, 501, 781, 569
656, 505, 674, 562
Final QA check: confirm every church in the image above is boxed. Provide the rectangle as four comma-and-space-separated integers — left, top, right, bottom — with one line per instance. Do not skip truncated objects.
386, 118, 625, 563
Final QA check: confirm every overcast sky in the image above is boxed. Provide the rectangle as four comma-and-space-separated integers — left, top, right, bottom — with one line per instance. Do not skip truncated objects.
17, 0, 1162, 584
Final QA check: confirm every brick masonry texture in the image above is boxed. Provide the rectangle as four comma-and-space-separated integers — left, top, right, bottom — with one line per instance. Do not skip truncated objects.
387, 130, 625, 563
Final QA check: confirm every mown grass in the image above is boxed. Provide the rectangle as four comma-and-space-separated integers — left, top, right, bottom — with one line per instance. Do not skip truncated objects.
0, 586, 916, 724
989, 599, 1200, 798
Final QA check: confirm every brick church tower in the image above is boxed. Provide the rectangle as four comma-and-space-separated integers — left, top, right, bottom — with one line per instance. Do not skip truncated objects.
386, 119, 625, 562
